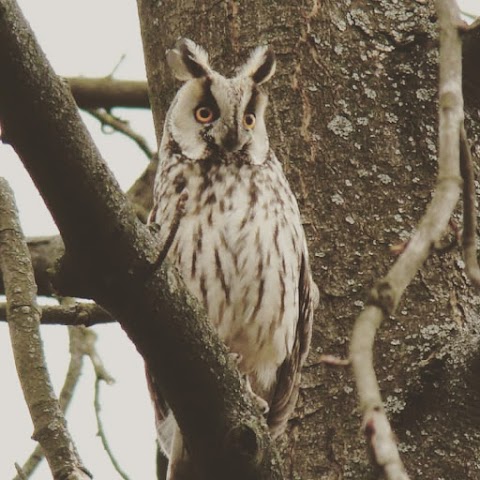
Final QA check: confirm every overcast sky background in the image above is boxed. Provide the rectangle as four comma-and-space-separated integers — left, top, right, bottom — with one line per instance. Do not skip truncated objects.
1, 1, 479, 479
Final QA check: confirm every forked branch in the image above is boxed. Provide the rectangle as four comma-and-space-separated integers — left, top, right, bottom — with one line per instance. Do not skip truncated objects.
0, 179, 90, 480
349, 1, 464, 478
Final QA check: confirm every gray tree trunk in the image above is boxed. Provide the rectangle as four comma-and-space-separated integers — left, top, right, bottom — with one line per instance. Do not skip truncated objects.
138, 1, 480, 478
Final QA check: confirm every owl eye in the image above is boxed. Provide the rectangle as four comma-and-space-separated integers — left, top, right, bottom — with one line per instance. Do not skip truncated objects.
243, 113, 256, 130
195, 106, 214, 124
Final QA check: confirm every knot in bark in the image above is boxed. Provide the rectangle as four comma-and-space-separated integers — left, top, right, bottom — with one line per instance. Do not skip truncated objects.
368, 279, 396, 316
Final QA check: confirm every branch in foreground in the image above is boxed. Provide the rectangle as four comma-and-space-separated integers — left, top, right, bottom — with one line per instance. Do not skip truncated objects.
66, 77, 150, 110
13, 321, 87, 480
0, 2, 281, 478
349, 1, 463, 478
0, 155, 157, 298
0, 178, 90, 480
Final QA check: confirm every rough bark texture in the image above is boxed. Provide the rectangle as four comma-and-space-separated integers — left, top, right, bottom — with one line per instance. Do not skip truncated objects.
137, 0, 480, 478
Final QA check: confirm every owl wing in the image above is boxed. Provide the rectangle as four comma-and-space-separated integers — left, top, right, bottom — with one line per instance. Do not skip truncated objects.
267, 251, 317, 438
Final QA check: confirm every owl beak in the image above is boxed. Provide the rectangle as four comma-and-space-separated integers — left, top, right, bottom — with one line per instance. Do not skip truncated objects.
221, 130, 242, 152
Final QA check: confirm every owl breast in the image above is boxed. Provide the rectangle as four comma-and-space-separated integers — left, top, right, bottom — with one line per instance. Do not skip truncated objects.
154, 145, 306, 398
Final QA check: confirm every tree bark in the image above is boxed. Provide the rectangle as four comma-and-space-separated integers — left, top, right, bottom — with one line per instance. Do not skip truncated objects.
137, 0, 480, 478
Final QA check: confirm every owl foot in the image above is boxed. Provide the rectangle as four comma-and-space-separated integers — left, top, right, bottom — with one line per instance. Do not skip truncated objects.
244, 375, 269, 415
227, 351, 243, 365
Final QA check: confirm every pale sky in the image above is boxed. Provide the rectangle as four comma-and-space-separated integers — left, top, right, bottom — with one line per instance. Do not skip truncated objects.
0, 1, 479, 479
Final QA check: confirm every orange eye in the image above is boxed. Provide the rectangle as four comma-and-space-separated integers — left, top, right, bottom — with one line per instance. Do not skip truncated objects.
195, 106, 214, 123
243, 113, 256, 130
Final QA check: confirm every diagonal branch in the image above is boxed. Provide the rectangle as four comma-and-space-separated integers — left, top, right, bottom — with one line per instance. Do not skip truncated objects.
0, 1, 282, 478
12, 321, 87, 480
0, 178, 90, 480
0, 155, 157, 298
86, 108, 154, 160
349, 1, 463, 478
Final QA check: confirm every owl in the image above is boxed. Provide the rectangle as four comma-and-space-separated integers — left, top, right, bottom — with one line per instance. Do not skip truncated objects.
149, 38, 318, 479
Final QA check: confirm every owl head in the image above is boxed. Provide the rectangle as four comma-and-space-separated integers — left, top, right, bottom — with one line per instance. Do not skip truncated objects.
163, 38, 276, 164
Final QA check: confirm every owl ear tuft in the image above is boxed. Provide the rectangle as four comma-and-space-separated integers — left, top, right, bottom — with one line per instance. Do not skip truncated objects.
240, 46, 276, 85
166, 38, 211, 81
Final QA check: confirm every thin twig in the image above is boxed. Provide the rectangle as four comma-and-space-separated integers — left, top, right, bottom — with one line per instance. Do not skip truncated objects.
108, 54, 127, 79
459, 125, 480, 286
83, 332, 130, 480
0, 178, 90, 480
86, 108, 154, 160
94, 379, 131, 480
82, 328, 115, 384
14, 464, 27, 480
349, 1, 463, 478
460, 11, 477, 22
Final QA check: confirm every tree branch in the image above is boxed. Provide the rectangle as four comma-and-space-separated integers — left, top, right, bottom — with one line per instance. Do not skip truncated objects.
0, 1, 282, 478
0, 155, 157, 298
86, 108, 154, 160
66, 77, 150, 110
0, 178, 90, 480
13, 320, 87, 480
0, 301, 115, 326
349, 1, 463, 478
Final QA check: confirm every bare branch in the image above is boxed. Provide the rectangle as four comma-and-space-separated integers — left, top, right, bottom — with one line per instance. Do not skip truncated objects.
86, 108, 154, 160
12, 318, 87, 480
84, 333, 130, 480
94, 379, 131, 480
13, 465, 27, 480
0, 178, 90, 480
349, 1, 463, 478
0, 155, 157, 297
66, 77, 150, 110
0, 301, 115, 326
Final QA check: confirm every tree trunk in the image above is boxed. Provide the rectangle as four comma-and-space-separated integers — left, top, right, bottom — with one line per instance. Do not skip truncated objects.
138, 0, 480, 478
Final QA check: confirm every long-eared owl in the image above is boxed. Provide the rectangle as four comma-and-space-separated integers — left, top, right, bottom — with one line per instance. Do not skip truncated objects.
148, 38, 318, 479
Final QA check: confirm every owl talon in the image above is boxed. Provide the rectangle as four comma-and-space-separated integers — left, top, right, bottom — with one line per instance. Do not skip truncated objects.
254, 395, 270, 415
228, 352, 243, 365
244, 375, 269, 415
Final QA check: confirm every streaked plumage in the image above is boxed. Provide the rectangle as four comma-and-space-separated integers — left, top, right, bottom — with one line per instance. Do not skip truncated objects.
149, 38, 318, 479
